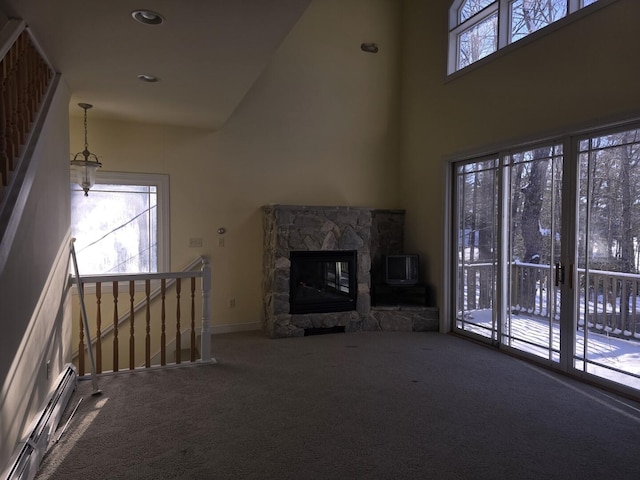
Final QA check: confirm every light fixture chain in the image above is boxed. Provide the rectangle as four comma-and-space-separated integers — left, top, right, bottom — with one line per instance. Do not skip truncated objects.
84, 106, 89, 151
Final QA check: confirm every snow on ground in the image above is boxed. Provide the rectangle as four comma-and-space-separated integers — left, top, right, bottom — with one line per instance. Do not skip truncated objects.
459, 309, 640, 391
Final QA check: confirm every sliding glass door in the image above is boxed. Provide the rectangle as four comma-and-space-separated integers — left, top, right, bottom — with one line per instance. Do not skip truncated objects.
452, 122, 640, 394
575, 127, 640, 390
455, 144, 564, 360
455, 158, 499, 342
504, 145, 563, 362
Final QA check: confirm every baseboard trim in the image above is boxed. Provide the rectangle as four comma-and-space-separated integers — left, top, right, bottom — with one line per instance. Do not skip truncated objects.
212, 322, 262, 335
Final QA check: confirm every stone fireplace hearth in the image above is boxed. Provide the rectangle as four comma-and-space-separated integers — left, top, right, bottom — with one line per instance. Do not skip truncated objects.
262, 205, 438, 338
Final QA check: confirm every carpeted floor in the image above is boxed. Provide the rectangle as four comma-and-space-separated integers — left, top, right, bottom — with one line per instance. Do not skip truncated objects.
36, 331, 640, 479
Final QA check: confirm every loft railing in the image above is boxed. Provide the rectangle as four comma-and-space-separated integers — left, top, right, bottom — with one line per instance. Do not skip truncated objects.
72, 257, 214, 375
459, 262, 640, 340
0, 22, 54, 201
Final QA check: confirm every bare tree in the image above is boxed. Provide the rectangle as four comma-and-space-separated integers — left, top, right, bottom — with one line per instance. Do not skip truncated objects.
511, 0, 566, 41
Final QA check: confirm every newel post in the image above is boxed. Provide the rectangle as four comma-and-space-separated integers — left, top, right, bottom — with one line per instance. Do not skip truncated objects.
200, 256, 216, 363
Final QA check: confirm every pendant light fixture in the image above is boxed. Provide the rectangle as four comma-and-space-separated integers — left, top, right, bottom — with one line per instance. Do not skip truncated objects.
70, 103, 102, 196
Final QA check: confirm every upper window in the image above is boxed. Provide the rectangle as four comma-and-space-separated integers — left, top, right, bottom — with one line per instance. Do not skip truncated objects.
510, 0, 567, 42
71, 172, 169, 275
449, 0, 601, 74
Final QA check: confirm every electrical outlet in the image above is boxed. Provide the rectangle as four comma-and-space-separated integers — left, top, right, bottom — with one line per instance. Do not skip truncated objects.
218, 237, 225, 247
228, 298, 236, 308
189, 237, 203, 248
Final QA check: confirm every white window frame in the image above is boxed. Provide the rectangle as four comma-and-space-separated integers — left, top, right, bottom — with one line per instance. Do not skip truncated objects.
70, 171, 170, 275
448, 1, 499, 74
448, 0, 613, 76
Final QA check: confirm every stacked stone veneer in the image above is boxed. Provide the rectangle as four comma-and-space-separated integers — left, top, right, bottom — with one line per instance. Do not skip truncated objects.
262, 205, 439, 338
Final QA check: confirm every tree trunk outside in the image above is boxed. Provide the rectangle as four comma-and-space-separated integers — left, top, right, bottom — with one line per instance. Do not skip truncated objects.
519, 149, 549, 310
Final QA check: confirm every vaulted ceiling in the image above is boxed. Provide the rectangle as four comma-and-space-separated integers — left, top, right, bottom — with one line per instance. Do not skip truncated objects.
0, 0, 312, 129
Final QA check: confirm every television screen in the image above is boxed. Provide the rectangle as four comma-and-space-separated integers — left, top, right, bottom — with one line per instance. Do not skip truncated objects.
385, 255, 419, 285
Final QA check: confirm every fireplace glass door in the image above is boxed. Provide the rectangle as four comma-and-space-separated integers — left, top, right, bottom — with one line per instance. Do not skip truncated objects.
290, 250, 357, 314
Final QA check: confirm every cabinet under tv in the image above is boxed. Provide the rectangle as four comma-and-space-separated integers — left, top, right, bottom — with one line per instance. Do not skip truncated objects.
371, 283, 429, 307
372, 254, 428, 306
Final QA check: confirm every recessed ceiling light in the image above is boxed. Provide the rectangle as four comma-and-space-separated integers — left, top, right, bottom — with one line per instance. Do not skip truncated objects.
131, 10, 164, 25
138, 74, 159, 83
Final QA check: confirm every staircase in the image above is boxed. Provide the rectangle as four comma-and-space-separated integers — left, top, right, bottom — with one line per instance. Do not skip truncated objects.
0, 19, 55, 237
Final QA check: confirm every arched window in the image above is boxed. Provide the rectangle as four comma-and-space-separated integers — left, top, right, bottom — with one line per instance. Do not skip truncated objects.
448, 0, 602, 75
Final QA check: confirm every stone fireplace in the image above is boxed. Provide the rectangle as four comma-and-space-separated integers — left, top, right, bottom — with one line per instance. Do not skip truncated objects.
262, 205, 439, 338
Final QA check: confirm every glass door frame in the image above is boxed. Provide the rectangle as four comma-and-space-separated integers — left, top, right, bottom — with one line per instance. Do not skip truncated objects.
446, 119, 640, 398
571, 123, 640, 395
450, 139, 572, 364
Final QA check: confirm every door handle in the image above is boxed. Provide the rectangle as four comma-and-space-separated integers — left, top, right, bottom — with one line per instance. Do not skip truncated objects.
555, 263, 565, 287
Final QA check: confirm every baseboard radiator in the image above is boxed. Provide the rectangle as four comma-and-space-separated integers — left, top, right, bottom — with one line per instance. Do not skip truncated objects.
2, 364, 77, 480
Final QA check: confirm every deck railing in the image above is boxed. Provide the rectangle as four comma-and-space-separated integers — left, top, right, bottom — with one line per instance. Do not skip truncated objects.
578, 269, 640, 337
510, 262, 557, 319
72, 257, 213, 375
459, 261, 640, 339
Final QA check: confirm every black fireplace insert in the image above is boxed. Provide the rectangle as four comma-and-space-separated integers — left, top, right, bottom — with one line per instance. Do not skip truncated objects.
289, 250, 357, 314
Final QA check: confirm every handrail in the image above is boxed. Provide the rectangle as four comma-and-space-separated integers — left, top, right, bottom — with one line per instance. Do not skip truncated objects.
72, 269, 205, 284
70, 256, 206, 360
0, 19, 25, 60
72, 256, 214, 374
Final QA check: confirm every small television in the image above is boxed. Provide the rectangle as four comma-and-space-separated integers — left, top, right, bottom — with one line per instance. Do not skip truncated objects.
385, 254, 419, 285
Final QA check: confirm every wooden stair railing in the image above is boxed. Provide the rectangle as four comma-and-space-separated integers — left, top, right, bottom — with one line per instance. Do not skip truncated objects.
0, 23, 54, 202
73, 257, 214, 375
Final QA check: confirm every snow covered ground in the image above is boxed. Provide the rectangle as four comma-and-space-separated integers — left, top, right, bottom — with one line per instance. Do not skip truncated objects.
458, 309, 640, 391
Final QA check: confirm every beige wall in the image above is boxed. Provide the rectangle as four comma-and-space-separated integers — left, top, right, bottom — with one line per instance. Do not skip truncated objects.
400, 0, 640, 318
70, 0, 401, 331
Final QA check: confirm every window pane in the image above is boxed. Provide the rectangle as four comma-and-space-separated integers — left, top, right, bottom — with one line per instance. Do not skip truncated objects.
459, 0, 496, 23
510, 144, 563, 164
458, 158, 499, 174
579, 139, 590, 152
510, 0, 567, 43
506, 146, 563, 361
88, 184, 154, 194
582, 0, 598, 6
456, 160, 499, 340
71, 185, 158, 274
457, 13, 498, 70
588, 129, 640, 151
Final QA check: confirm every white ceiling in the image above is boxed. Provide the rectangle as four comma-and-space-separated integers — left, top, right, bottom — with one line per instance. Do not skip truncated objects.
0, 0, 312, 129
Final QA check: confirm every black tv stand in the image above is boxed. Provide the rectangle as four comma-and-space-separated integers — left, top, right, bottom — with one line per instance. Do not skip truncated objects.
372, 283, 428, 307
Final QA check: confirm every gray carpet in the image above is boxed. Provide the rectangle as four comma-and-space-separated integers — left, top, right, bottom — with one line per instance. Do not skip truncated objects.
36, 331, 640, 479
